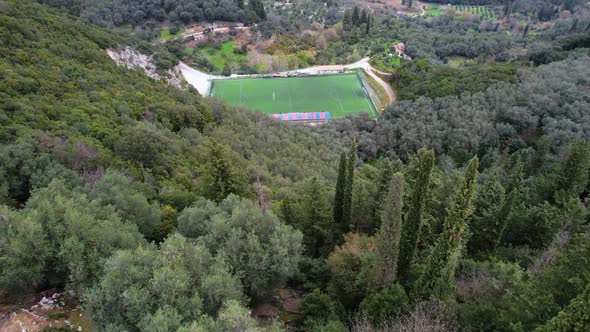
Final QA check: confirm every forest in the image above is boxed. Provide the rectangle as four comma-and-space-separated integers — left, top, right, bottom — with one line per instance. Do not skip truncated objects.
35, 0, 266, 27
1, 0, 590, 331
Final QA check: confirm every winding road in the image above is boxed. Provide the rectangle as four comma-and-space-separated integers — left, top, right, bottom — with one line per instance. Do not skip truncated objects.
344, 57, 396, 105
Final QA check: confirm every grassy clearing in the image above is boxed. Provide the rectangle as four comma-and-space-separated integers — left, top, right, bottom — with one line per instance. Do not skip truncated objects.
447, 56, 477, 68
425, 8, 441, 16
159, 26, 185, 41
114, 23, 132, 33
197, 40, 246, 73
370, 56, 401, 73
183, 46, 195, 56
211, 74, 376, 118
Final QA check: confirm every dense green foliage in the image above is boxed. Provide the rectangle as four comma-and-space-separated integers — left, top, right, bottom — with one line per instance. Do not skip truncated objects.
321, 54, 590, 162
36, 0, 265, 28
413, 157, 479, 300
333, 152, 347, 233
391, 60, 518, 101
373, 173, 404, 288
536, 283, 590, 331
84, 234, 244, 330
176, 195, 303, 298
398, 148, 435, 282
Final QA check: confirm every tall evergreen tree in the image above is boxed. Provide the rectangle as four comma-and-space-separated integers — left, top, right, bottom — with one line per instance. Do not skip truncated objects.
304, 176, 333, 256
494, 161, 523, 248
343, 10, 352, 30
352, 6, 360, 26
535, 282, 590, 332
371, 160, 395, 233
204, 140, 244, 203
467, 169, 506, 255
342, 141, 357, 231
554, 140, 590, 199
365, 14, 371, 34
398, 148, 435, 282
504, 0, 513, 20
249, 0, 266, 20
413, 156, 479, 300
374, 173, 404, 289
360, 9, 367, 25
333, 152, 347, 230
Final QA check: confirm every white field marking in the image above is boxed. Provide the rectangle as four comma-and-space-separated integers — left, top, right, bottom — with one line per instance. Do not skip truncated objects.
239, 80, 243, 105
364, 94, 374, 116
287, 80, 293, 112
330, 88, 344, 114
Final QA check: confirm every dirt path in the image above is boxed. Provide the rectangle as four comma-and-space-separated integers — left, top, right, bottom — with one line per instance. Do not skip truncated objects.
345, 57, 396, 105
365, 66, 396, 105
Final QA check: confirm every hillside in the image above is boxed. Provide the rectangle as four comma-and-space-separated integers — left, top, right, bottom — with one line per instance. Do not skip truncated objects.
0, 0, 341, 207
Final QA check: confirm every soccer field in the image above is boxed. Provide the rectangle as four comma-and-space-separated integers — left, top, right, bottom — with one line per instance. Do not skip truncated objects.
211, 74, 377, 118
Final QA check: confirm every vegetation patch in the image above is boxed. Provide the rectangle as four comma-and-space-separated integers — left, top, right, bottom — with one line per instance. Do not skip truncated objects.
446, 56, 477, 68
391, 60, 517, 101
159, 26, 185, 41
452, 5, 497, 20
370, 55, 401, 72
425, 6, 442, 17
197, 40, 247, 73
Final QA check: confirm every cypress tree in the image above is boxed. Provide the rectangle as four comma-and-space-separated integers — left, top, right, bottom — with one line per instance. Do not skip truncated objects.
413, 156, 479, 300
342, 140, 357, 231
343, 10, 352, 31
305, 176, 332, 256
206, 140, 244, 203
374, 173, 404, 289
398, 148, 435, 282
249, 0, 266, 20
365, 14, 371, 34
570, 18, 579, 32
494, 161, 523, 248
535, 283, 590, 332
554, 141, 590, 199
333, 152, 347, 229
523, 24, 529, 38
505, 0, 513, 20
352, 6, 360, 26
467, 169, 506, 255
371, 160, 394, 232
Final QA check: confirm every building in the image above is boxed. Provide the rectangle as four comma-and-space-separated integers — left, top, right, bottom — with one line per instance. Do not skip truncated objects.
315, 65, 344, 75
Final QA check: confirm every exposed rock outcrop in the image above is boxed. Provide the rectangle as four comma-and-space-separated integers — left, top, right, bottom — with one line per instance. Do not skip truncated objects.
106, 47, 184, 89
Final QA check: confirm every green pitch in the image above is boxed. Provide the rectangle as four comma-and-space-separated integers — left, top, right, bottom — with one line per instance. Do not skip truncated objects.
211, 74, 376, 118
